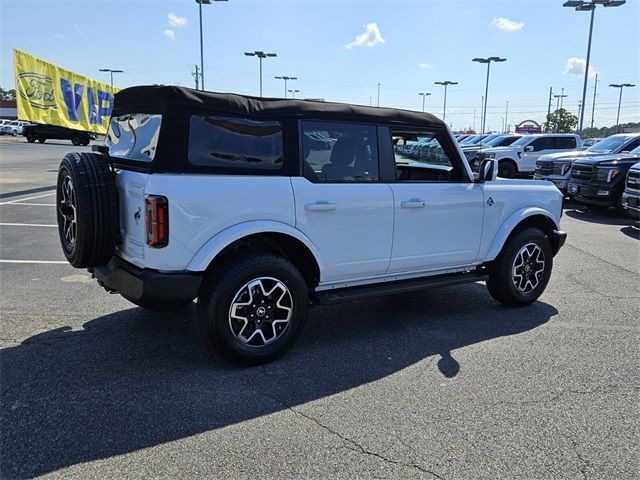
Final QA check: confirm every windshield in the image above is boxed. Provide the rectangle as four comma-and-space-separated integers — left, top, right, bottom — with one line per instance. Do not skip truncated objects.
510, 135, 535, 147
477, 134, 500, 145
483, 135, 515, 148
587, 135, 634, 154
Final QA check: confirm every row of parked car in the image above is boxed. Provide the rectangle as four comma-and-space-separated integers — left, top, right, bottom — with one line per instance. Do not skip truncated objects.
454, 132, 640, 218
0, 119, 93, 145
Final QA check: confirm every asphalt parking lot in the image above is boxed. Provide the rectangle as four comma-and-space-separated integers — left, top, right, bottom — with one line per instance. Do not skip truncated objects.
0, 136, 638, 479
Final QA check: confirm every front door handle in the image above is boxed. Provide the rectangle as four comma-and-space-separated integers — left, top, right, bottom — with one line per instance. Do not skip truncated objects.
305, 202, 337, 211
401, 200, 427, 209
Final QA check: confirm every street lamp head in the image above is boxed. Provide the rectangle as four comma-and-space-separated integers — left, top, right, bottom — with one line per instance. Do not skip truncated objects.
576, 4, 596, 10
472, 58, 490, 63
490, 56, 507, 62
563, 0, 583, 6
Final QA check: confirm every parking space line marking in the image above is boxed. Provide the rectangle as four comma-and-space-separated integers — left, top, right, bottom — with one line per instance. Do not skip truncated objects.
0, 223, 57, 227
0, 259, 68, 264
0, 192, 56, 205
3, 203, 55, 206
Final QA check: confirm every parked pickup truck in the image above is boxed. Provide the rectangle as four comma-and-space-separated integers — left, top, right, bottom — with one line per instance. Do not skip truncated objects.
23, 124, 91, 146
474, 133, 582, 178
568, 145, 640, 215
534, 134, 640, 194
621, 162, 640, 217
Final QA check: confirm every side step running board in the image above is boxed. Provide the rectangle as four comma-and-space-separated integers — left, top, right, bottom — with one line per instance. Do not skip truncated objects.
313, 271, 488, 306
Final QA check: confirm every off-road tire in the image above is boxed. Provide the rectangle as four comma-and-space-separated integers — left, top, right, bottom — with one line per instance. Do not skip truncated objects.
486, 227, 553, 307
56, 152, 119, 268
197, 254, 309, 365
498, 159, 518, 178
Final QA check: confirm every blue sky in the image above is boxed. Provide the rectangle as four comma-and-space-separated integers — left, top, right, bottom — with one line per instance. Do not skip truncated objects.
1, 0, 638, 131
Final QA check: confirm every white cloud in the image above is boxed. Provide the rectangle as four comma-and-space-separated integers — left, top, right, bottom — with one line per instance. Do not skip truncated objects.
491, 17, 524, 32
168, 12, 188, 28
163, 29, 175, 40
563, 57, 597, 77
344, 23, 385, 49
418, 63, 431, 70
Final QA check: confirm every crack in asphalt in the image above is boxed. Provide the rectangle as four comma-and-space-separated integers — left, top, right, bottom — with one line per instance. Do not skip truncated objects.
564, 242, 640, 277
557, 431, 591, 480
288, 407, 444, 479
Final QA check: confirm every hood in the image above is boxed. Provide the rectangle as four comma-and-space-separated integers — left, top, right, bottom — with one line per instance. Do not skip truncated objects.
538, 150, 593, 162
573, 153, 640, 167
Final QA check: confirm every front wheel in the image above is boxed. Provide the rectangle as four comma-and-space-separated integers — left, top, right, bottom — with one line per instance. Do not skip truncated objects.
498, 160, 518, 178
486, 227, 553, 307
197, 254, 309, 365
71, 137, 81, 146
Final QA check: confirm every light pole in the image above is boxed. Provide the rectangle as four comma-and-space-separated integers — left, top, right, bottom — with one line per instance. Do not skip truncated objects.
505, 101, 509, 133
98, 68, 123, 87
275, 76, 297, 98
554, 92, 568, 110
609, 83, 635, 132
472, 56, 507, 135
288, 89, 300, 98
244, 51, 277, 97
377, 83, 381, 107
434, 81, 458, 122
563, 0, 626, 132
418, 92, 431, 112
196, 0, 228, 91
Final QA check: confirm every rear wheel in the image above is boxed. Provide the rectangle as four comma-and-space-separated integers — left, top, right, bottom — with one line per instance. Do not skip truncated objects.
197, 254, 308, 365
498, 159, 518, 178
71, 137, 81, 146
486, 227, 553, 307
38, 137, 46, 143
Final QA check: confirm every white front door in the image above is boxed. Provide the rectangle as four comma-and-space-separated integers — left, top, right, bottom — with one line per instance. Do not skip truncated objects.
387, 182, 484, 273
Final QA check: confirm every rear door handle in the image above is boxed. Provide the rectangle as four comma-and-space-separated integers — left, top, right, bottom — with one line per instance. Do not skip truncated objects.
305, 202, 337, 211
401, 200, 427, 209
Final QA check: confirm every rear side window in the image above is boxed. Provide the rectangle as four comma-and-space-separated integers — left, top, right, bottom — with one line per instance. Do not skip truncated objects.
107, 114, 162, 162
188, 116, 283, 170
556, 136, 576, 149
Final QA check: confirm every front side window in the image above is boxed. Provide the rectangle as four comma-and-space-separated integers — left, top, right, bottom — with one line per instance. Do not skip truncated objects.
302, 121, 378, 182
530, 137, 552, 151
392, 130, 463, 182
189, 116, 283, 169
107, 113, 162, 162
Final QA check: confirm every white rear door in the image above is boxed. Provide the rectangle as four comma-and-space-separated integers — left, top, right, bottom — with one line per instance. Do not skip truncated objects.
293, 121, 394, 283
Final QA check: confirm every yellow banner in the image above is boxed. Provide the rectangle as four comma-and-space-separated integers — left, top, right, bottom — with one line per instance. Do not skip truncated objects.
13, 49, 119, 134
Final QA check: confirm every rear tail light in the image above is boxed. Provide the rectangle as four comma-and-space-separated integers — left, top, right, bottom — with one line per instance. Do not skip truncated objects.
145, 195, 168, 248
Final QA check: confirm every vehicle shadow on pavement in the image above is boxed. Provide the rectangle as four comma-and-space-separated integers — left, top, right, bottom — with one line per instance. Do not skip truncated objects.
620, 225, 640, 240
0, 284, 557, 478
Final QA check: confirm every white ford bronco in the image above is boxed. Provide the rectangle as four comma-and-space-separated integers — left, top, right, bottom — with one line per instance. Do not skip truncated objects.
56, 86, 566, 364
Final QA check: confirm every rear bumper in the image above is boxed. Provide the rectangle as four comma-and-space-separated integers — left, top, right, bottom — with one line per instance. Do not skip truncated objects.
549, 230, 567, 255
90, 257, 202, 304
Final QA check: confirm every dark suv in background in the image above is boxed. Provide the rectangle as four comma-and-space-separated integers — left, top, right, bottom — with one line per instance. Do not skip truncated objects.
23, 124, 91, 146
568, 144, 640, 215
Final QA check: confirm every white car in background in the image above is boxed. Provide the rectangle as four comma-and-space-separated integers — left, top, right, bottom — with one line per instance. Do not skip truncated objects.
0, 120, 31, 136
474, 133, 582, 178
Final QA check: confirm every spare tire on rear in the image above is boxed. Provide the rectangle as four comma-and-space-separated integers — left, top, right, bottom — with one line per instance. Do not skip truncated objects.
56, 152, 119, 268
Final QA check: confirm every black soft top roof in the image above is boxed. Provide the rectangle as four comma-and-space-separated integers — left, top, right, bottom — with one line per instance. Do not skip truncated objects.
113, 85, 444, 128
